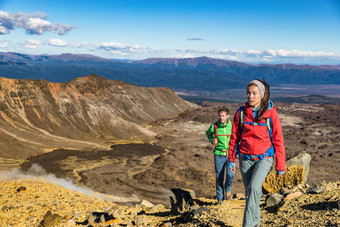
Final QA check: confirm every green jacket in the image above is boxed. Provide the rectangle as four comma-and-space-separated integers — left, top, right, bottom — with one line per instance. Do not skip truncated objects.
206, 119, 233, 156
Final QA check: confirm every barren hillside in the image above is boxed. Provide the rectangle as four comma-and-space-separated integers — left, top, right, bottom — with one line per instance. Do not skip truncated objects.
0, 75, 196, 162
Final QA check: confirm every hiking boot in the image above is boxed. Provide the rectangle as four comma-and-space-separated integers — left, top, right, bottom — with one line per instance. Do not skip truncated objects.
225, 191, 232, 200
217, 199, 223, 205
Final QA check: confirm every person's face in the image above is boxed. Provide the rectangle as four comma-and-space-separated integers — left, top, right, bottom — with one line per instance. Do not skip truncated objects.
218, 111, 229, 124
247, 85, 262, 109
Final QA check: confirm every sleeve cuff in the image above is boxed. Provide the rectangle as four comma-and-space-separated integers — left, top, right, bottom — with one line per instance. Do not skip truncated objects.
277, 170, 285, 175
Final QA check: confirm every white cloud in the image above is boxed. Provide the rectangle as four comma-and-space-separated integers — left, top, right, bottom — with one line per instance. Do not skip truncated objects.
146, 46, 155, 52
211, 49, 243, 56
208, 48, 340, 63
48, 38, 67, 47
168, 47, 340, 64
72, 42, 90, 48
170, 53, 199, 58
108, 50, 128, 56
184, 48, 206, 54
0, 10, 74, 35
245, 49, 262, 56
98, 41, 140, 55
27, 39, 42, 45
24, 40, 42, 49
0, 41, 10, 48
187, 38, 203, 41
24, 44, 38, 49
0, 25, 8, 34
261, 49, 338, 58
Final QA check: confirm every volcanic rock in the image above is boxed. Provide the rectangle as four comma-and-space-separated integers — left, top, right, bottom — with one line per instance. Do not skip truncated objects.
141, 199, 154, 208
38, 210, 63, 227
233, 193, 246, 200
16, 186, 26, 192
307, 187, 326, 194
283, 191, 303, 201
286, 151, 311, 184
263, 164, 305, 194
266, 193, 284, 207
169, 188, 196, 213
280, 187, 291, 195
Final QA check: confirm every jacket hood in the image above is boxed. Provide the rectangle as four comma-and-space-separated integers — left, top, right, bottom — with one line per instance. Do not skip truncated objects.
245, 99, 275, 118
268, 99, 274, 110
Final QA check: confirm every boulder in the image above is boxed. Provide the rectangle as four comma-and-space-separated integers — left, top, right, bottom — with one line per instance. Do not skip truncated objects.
134, 215, 147, 226
280, 187, 291, 195
162, 222, 173, 227
87, 212, 116, 226
182, 207, 210, 222
266, 193, 284, 207
263, 165, 305, 194
286, 152, 311, 184
16, 186, 26, 193
169, 188, 195, 214
37, 211, 63, 227
307, 187, 326, 194
141, 200, 154, 208
233, 193, 246, 200
283, 191, 303, 201
65, 219, 76, 225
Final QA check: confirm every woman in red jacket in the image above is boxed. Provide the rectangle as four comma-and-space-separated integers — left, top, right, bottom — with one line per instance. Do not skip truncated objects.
228, 79, 286, 227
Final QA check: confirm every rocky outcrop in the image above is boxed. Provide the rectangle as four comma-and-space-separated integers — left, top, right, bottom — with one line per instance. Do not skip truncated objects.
263, 165, 306, 194
0, 75, 197, 159
286, 152, 311, 184
263, 152, 312, 194
169, 188, 196, 213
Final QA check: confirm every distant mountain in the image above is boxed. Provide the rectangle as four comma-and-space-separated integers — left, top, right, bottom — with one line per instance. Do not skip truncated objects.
137, 57, 340, 85
137, 56, 250, 68
1, 52, 339, 91
0, 74, 196, 159
273, 95, 340, 104
0, 52, 112, 62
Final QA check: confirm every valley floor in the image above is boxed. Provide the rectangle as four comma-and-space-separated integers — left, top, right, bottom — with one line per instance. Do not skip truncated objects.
0, 102, 339, 226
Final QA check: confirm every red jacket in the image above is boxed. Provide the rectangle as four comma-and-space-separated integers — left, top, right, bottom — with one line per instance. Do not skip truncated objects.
228, 102, 286, 172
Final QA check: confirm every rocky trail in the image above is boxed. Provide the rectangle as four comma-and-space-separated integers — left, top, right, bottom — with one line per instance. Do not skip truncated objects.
0, 177, 339, 226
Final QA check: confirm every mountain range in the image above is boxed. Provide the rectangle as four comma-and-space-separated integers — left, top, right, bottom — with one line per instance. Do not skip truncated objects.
1, 52, 339, 92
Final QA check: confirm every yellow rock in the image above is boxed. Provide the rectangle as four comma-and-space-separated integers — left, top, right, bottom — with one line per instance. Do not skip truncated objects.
263, 165, 305, 194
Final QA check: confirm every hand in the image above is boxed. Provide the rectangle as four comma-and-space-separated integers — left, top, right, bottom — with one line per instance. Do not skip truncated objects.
213, 138, 217, 147
228, 162, 236, 173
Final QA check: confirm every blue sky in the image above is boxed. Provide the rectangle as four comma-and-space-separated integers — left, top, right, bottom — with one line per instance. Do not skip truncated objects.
1, 0, 340, 64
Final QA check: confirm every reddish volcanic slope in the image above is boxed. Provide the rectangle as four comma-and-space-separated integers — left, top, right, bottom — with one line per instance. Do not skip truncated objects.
0, 74, 196, 160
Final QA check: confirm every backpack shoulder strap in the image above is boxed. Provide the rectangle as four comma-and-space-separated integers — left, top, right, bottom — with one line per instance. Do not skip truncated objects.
265, 117, 274, 144
214, 122, 218, 138
238, 106, 246, 133
235, 106, 246, 159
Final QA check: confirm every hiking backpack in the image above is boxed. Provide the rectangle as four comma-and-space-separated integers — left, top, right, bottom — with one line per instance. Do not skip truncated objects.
236, 106, 274, 160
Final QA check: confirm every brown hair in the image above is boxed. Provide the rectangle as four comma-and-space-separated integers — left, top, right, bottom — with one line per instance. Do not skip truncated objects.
218, 106, 229, 115
247, 79, 270, 120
